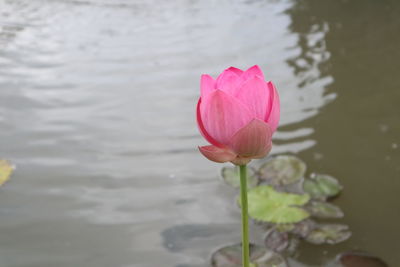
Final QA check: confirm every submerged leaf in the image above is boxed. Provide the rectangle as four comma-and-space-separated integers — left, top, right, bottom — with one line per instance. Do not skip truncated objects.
0, 160, 14, 186
259, 155, 306, 186
275, 224, 295, 233
303, 174, 342, 199
305, 201, 344, 218
264, 229, 289, 252
276, 179, 305, 195
240, 185, 310, 224
285, 237, 300, 254
305, 224, 351, 245
211, 243, 287, 267
338, 251, 388, 267
221, 166, 258, 189
291, 219, 317, 238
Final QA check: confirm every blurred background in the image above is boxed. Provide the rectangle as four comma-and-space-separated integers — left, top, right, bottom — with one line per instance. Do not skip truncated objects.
0, 0, 399, 266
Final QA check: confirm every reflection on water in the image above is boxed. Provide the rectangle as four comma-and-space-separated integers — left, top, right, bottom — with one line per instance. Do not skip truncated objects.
287, 0, 400, 266
0, 0, 398, 266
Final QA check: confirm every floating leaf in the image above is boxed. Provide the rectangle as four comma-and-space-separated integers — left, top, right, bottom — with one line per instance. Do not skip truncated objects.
221, 166, 258, 189
240, 185, 310, 224
264, 229, 289, 252
305, 201, 344, 218
303, 174, 342, 199
211, 243, 287, 267
259, 156, 306, 186
0, 160, 14, 186
305, 224, 351, 245
338, 251, 388, 267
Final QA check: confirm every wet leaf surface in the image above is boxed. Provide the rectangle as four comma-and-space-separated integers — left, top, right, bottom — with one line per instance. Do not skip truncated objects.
338, 251, 388, 267
259, 156, 306, 186
0, 160, 14, 186
303, 174, 342, 199
305, 224, 351, 245
241, 185, 310, 224
221, 166, 258, 189
306, 201, 344, 218
211, 243, 287, 267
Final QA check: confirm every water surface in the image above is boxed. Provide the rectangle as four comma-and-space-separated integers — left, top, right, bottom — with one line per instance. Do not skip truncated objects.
0, 0, 398, 266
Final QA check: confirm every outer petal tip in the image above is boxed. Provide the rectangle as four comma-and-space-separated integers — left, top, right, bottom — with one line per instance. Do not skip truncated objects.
198, 145, 237, 163
243, 65, 265, 80
265, 81, 280, 133
226, 66, 244, 76
200, 74, 215, 98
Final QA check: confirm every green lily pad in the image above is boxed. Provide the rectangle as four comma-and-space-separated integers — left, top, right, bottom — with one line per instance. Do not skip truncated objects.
338, 251, 388, 267
303, 174, 343, 199
306, 201, 344, 218
305, 224, 351, 245
0, 160, 14, 186
240, 185, 310, 224
221, 166, 258, 189
211, 243, 287, 267
259, 156, 306, 186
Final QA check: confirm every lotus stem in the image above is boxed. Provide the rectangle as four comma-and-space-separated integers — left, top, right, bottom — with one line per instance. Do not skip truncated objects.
239, 164, 249, 267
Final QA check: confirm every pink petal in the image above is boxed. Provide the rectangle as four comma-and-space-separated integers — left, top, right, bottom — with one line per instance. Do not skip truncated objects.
200, 74, 215, 99
235, 76, 270, 120
196, 98, 223, 148
228, 119, 272, 158
198, 145, 237, 163
240, 65, 265, 81
215, 69, 240, 94
200, 90, 253, 145
226, 66, 244, 76
265, 81, 280, 133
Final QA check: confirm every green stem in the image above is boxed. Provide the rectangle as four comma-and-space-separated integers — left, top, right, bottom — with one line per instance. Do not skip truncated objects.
239, 164, 250, 267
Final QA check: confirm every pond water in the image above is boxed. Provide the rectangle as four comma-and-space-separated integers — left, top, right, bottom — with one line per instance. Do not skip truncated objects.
0, 0, 399, 266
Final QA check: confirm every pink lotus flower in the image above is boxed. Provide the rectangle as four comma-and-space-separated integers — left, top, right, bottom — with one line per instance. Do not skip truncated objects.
197, 65, 280, 165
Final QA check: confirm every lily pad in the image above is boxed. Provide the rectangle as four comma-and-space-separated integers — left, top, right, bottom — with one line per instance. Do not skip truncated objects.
0, 160, 14, 186
305, 224, 351, 245
305, 201, 344, 218
338, 251, 388, 267
264, 229, 289, 252
221, 166, 258, 189
240, 185, 310, 224
303, 174, 343, 199
211, 243, 287, 267
259, 156, 306, 186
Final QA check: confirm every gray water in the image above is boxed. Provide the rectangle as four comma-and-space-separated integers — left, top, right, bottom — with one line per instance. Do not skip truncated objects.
0, 0, 399, 266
